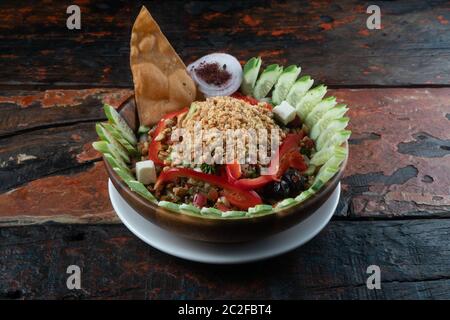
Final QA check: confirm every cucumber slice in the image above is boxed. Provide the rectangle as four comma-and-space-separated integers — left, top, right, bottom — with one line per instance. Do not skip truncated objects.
272, 65, 301, 105
127, 180, 157, 203
304, 96, 337, 129
295, 189, 315, 203
96, 123, 130, 163
296, 85, 327, 120
92, 141, 128, 169
315, 117, 350, 147
275, 198, 299, 210
312, 165, 340, 190
248, 204, 273, 215
303, 164, 316, 176
286, 75, 314, 107
253, 64, 283, 99
318, 146, 347, 172
112, 166, 135, 183
184, 102, 200, 123
103, 104, 137, 146
102, 123, 138, 156
310, 145, 346, 166
138, 125, 150, 134
159, 201, 180, 212
311, 180, 325, 193
103, 153, 131, 174
200, 207, 222, 217
222, 210, 247, 218
179, 204, 201, 215
241, 57, 262, 96
316, 129, 351, 151
310, 105, 349, 140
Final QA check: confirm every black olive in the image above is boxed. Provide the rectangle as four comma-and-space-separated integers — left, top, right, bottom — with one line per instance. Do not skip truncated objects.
282, 168, 307, 194
259, 169, 307, 201
272, 179, 291, 198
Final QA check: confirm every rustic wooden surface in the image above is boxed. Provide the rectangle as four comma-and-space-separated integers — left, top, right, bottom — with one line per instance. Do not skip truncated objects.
0, 0, 449, 300
0, 0, 449, 88
2, 221, 450, 299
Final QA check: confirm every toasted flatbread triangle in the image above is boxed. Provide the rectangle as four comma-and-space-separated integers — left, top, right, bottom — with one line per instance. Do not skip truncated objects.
130, 6, 197, 126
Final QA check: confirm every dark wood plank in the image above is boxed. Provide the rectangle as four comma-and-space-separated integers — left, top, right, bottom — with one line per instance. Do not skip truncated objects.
0, 162, 115, 225
0, 88, 448, 225
0, 88, 131, 200
0, 122, 100, 193
1, 220, 450, 299
0, 89, 132, 137
0, 0, 449, 87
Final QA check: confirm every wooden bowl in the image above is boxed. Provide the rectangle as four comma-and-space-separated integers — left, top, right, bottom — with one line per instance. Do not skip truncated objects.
105, 96, 347, 243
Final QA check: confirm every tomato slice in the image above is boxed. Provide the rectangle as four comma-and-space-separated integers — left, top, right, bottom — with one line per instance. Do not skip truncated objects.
148, 108, 189, 166
155, 168, 262, 210
288, 151, 308, 172
230, 133, 307, 189
225, 162, 241, 182
223, 189, 261, 209
231, 92, 272, 110
271, 133, 305, 176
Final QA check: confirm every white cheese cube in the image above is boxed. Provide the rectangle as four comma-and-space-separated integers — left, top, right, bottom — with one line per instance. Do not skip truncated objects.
135, 160, 156, 185
273, 101, 296, 125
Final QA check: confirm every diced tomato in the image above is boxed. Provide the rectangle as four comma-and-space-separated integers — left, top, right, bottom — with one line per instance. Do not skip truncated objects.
207, 188, 219, 202
215, 202, 231, 212
193, 193, 207, 208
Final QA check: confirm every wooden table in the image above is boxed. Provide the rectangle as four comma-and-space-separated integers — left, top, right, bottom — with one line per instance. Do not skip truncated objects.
1, 0, 449, 299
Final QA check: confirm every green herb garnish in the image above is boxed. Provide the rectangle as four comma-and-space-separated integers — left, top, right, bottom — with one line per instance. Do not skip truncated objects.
200, 163, 216, 174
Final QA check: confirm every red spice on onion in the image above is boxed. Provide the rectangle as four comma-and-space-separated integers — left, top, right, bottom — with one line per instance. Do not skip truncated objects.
187, 53, 243, 97
195, 62, 232, 86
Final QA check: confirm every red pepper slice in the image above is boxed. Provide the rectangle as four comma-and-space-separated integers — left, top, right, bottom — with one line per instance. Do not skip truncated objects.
155, 168, 262, 210
148, 108, 189, 166
234, 175, 274, 190
233, 133, 307, 190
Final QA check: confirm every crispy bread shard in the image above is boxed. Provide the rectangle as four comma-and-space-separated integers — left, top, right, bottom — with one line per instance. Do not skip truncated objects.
130, 6, 197, 126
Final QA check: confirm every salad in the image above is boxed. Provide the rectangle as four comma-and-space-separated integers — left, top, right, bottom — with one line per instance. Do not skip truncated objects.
94, 53, 350, 218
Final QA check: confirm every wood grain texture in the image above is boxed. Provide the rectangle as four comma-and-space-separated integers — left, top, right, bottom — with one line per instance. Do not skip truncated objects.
1, 1, 448, 301
331, 88, 450, 218
0, 89, 132, 193
0, 0, 449, 88
0, 89, 132, 137
0, 88, 448, 225
1, 220, 450, 299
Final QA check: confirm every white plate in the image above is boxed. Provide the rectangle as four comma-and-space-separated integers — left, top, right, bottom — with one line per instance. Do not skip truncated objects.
109, 180, 340, 264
